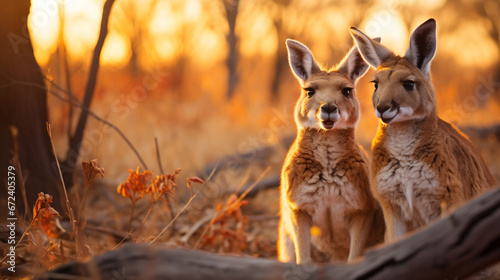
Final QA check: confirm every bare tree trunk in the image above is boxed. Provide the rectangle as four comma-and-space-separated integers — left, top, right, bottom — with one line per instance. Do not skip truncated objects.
224, 0, 240, 100
0, 0, 62, 215
38, 186, 500, 280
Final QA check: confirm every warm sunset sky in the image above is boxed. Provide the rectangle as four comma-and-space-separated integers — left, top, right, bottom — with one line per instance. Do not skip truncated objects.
28, 0, 499, 69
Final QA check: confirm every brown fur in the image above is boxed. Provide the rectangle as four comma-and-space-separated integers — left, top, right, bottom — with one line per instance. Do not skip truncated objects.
278, 39, 384, 264
351, 19, 497, 243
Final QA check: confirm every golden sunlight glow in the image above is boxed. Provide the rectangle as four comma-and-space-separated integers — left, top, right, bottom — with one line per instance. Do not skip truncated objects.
29, 0, 103, 65
101, 32, 130, 67
149, 3, 186, 65
309, 9, 351, 62
27, 0, 500, 72
149, 1, 177, 35
394, 0, 446, 11
359, 9, 408, 54
147, 0, 225, 67
183, 0, 202, 23
440, 21, 499, 68
190, 30, 226, 68
29, 0, 60, 65
63, 0, 102, 60
237, 2, 277, 57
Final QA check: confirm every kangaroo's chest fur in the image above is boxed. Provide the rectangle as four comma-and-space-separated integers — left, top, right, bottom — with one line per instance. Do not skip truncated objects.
283, 129, 374, 256
373, 126, 442, 229
371, 118, 493, 231
289, 142, 368, 212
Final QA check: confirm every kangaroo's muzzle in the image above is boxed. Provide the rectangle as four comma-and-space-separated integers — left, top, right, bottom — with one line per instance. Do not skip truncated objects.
319, 104, 340, 129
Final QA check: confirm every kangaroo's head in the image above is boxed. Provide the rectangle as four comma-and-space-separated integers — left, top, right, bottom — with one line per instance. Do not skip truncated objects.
350, 18, 437, 124
286, 39, 373, 131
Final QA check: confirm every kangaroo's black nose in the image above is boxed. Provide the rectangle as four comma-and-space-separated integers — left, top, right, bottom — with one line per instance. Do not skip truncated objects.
321, 104, 338, 114
376, 105, 390, 114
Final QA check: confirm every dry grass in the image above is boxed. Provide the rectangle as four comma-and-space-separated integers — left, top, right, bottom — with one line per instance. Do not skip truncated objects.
0, 142, 280, 279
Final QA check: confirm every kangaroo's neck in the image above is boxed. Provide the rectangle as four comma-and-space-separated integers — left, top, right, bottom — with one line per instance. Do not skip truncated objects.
297, 128, 357, 153
375, 116, 438, 155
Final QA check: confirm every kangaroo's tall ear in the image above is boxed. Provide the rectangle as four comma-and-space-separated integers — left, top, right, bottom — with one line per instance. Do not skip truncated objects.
337, 37, 381, 83
350, 27, 393, 68
404, 18, 436, 76
286, 39, 321, 81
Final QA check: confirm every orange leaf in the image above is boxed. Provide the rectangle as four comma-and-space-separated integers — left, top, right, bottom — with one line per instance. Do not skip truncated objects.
117, 167, 152, 201
82, 159, 104, 187
32, 192, 62, 238
188, 177, 204, 184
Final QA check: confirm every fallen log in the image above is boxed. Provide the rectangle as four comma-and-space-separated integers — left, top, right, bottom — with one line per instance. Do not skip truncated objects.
36, 186, 500, 280
236, 175, 280, 197
200, 136, 294, 178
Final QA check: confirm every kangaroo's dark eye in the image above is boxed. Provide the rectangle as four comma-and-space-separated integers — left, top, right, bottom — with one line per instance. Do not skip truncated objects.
371, 80, 378, 90
342, 88, 352, 98
403, 80, 415, 91
304, 88, 315, 98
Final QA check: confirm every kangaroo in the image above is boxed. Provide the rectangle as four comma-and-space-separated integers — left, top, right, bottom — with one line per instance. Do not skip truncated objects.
278, 39, 384, 264
350, 19, 497, 243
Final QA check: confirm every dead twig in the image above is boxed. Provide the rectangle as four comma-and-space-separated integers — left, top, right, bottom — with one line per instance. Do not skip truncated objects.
236, 175, 280, 198
192, 166, 271, 249
46, 122, 79, 255
180, 214, 213, 244
155, 137, 165, 174
149, 168, 217, 245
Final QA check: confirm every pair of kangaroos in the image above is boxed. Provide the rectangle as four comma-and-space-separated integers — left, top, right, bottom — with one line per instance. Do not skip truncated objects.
278, 18, 497, 264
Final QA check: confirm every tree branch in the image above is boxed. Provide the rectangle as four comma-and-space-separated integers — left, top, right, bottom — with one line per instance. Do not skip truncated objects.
66, 0, 117, 183
11, 79, 148, 171
155, 137, 165, 174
